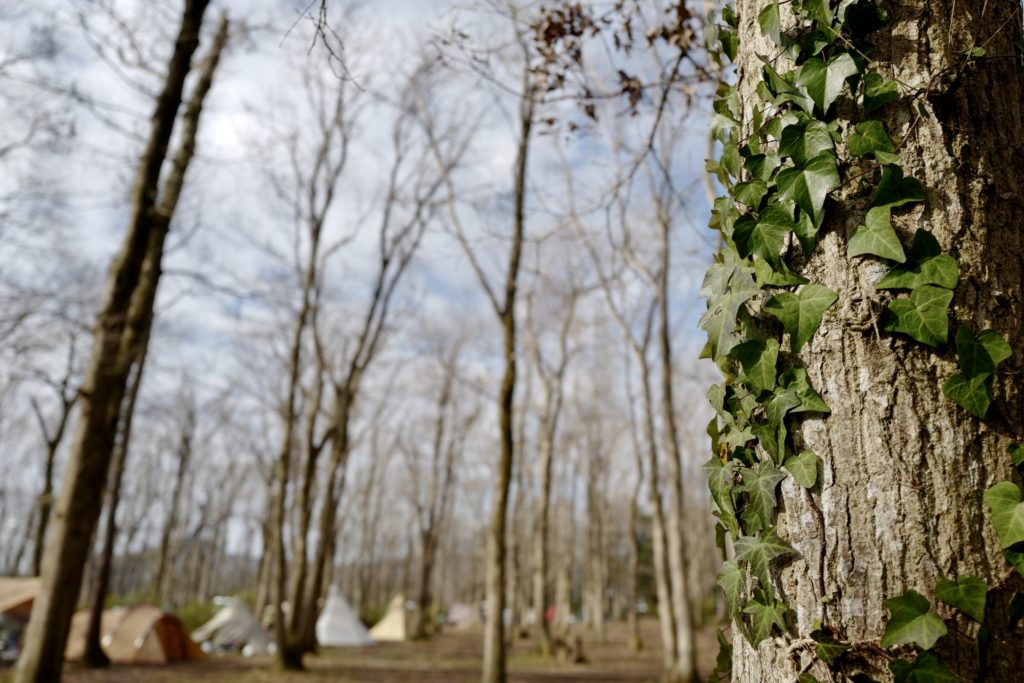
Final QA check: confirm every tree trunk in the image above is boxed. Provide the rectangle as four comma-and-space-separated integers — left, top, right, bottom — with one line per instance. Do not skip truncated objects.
728, 2, 1024, 680
657, 222, 697, 682
154, 396, 194, 604
480, 71, 534, 683
626, 483, 642, 652
13, 5, 217, 681
83, 347, 147, 668
531, 418, 555, 654
30, 351, 77, 579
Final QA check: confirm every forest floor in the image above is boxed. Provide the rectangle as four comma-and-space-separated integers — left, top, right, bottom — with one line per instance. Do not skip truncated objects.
52, 617, 719, 683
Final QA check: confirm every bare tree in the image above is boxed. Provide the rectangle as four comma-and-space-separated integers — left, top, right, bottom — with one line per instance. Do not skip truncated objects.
152, 379, 197, 603
14, 4, 227, 680
401, 338, 476, 639
523, 272, 583, 655
266, 50, 466, 669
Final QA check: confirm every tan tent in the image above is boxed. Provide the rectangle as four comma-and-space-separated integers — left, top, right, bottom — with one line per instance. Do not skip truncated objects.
368, 595, 409, 642
65, 605, 203, 664
0, 577, 40, 619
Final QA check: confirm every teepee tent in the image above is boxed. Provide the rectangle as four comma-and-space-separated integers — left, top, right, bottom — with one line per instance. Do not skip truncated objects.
369, 594, 410, 642
65, 605, 203, 664
192, 596, 272, 654
315, 587, 374, 647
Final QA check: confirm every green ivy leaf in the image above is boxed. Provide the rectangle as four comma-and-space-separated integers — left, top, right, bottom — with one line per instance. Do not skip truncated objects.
943, 327, 1010, 418
955, 327, 1011, 377
784, 449, 820, 489
765, 284, 839, 353
745, 153, 783, 182
811, 627, 849, 666
984, 481, 1024, 549
848, 206, 907, 263
934, 575, 987, 622
872, 165, 925, 208
863, 72, 900, 112
907, 227, 941, 260
754, 258, 810, 287
881, 590, 948, 650
758, 1, 782, 47
778, 368, 831, 414
776, 152, 840, 225
1005, 547, 1024, 579
793, 207, 819, 253
802, 0, 834, 24
762, 63, 815, 113
734, 205, 794, 270
740, 463, 787, 533
797, 53, 860, 113
1008, 443, 1024, 469
876, 232, 958, 290
730, 338, 780, 393
736, 528, 798, 588
890, 652, 957, 683
719, 27, 737, 62
779, 120, 835, 165
716, 560, 745, 620
744, 589, 788, 644
735, 179, 769, 208
883, 285, 953, 347
705, 457, 741, 538
848, 119, 896, 160
700, 258, 759, 357
943, 373, 993, 419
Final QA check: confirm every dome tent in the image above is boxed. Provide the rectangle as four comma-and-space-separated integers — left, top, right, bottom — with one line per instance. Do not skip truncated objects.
65, 604, 203, 664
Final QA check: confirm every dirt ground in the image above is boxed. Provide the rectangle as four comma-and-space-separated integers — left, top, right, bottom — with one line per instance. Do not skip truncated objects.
47, 618, 718, 683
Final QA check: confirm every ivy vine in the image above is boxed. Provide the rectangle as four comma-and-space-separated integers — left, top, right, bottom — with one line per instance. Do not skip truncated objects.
701, 1, 1022, 680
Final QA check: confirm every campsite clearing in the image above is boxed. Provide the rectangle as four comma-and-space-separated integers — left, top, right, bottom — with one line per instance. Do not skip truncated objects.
47, 618, 716, 683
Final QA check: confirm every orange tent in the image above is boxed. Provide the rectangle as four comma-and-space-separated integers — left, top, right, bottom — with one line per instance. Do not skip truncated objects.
65, 605, 203, 664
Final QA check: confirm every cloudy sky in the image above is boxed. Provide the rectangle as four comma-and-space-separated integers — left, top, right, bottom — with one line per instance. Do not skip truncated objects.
0, 0, 718, 556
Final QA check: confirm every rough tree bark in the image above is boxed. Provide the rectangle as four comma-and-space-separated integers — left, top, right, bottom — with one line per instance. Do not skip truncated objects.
14, 3, 217, 681
730, 2, 1024, 681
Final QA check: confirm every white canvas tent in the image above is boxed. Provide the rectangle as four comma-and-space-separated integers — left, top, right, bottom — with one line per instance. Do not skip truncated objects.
316, 587, 374, 647
192, 597, 272, 655
369, 594, 410, 642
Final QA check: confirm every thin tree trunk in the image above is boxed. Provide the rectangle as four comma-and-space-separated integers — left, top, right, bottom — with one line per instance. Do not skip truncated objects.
481, 80, 533, 683
531, 417, 555, 654
83, 345, 148, 668
657, 221, 697, 682
30, 344, 77, 577
728, 2, 1024, 680
154, 397, 194, 604
14, 6, 219, 681
626, 479, 642, 652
